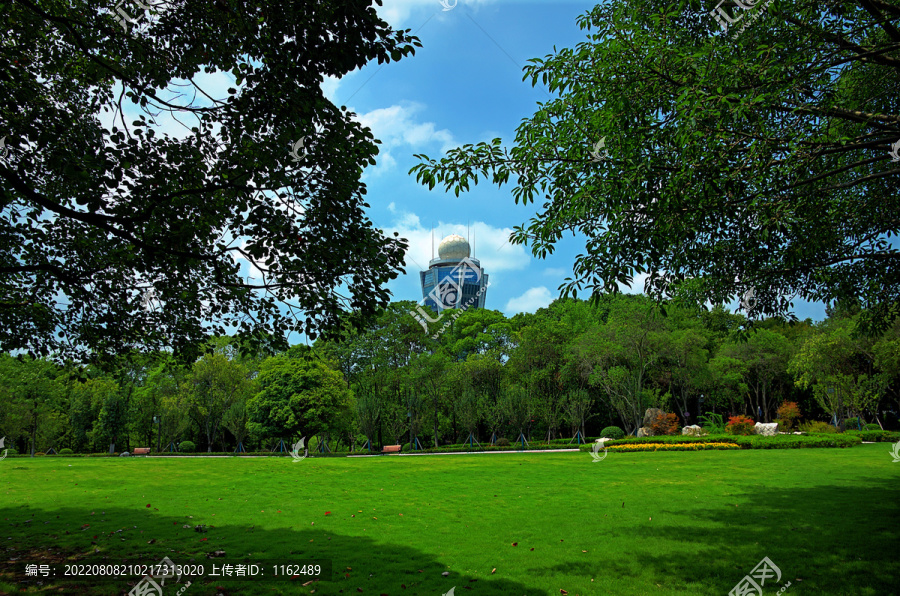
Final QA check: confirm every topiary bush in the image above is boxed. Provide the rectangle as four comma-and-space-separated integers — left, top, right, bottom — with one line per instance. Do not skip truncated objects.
726, 415, 755, 435
865, 423, 881, 431
178, 441, 196, 453
5, 448, 17, 455
600, 426, 625, 440
58, 448, 73, 455
495, 437, 510, 447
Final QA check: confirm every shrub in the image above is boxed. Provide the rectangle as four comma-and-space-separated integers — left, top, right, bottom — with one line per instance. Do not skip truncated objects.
650, 413, 680, 436
799, 420, 836, 434
34, 452, 46, 456
776, 401, 801, 430
495, 437, 510, 447
698, 413, 726, 434
865, 423, 881, 431
600, 426, 625, 440
726, 415, 755, 435
58, 448, 74, 455
178, 441, 196, 453
840, 418, 863, 431
5, 448, 17, 455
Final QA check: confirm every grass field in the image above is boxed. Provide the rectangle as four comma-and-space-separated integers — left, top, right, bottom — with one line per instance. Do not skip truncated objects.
1, 446, 898, 595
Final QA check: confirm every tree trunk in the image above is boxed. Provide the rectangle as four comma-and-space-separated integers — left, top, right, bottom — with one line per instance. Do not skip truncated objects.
30, 412, 37, 457
433, 402, 439, 448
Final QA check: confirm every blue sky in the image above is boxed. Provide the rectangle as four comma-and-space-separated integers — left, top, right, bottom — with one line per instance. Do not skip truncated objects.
328, 0, 827, 322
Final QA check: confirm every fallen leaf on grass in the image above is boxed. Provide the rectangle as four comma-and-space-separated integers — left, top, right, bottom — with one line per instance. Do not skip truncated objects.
146, 504, 151, 508
491, 568, 496, 574
560, 590, 568, 595
511, 542, 517, 547
147, 539, 155, 544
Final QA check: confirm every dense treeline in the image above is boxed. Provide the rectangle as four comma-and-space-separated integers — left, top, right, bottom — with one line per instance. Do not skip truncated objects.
1, 295, 898, 456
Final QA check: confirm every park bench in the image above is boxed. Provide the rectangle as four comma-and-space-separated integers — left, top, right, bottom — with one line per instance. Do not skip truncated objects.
381, 445, 402, 455
133, 448, 151, 455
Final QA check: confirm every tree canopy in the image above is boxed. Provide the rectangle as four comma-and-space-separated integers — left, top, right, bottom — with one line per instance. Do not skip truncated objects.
410, 0, 900, 330
1, 0, 420, 363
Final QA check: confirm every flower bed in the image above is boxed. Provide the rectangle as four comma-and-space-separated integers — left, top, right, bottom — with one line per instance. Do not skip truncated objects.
607, 442, 739, 452
579, 433, 862, 451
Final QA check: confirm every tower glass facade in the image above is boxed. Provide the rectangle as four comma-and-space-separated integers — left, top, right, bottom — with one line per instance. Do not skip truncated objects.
419, 235, 489, 313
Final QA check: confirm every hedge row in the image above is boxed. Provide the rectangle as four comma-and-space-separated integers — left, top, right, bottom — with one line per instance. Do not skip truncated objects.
842, 430, 900, 442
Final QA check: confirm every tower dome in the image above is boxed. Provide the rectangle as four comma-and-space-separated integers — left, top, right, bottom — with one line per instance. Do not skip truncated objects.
437, 234, 470, 260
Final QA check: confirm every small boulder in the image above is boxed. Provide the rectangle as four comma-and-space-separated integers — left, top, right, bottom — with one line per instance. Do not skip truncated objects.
682, 425, 703, 437
642, 408, 664, 428
119, 451, 130, 457
754, 422, 779, 436
637, 427, 652, 437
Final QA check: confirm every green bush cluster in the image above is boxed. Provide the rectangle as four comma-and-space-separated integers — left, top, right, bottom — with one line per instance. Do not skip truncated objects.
798, 420, 837, 433
178, 441, 196, 453
600, 426, 625, 440
58, 448, 73, 455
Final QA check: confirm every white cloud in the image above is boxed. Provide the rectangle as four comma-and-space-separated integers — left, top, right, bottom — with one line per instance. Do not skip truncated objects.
504, 286, 553, 315
354, 103, 456, 175
376, 0, 497, 27
383, 207, 529, 274
617, 272, 650, 295
320, 75, 342, 102
543, 267, 566, 277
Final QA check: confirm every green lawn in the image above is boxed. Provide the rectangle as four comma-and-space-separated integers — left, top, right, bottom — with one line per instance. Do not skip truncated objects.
1, 446, 898, 595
